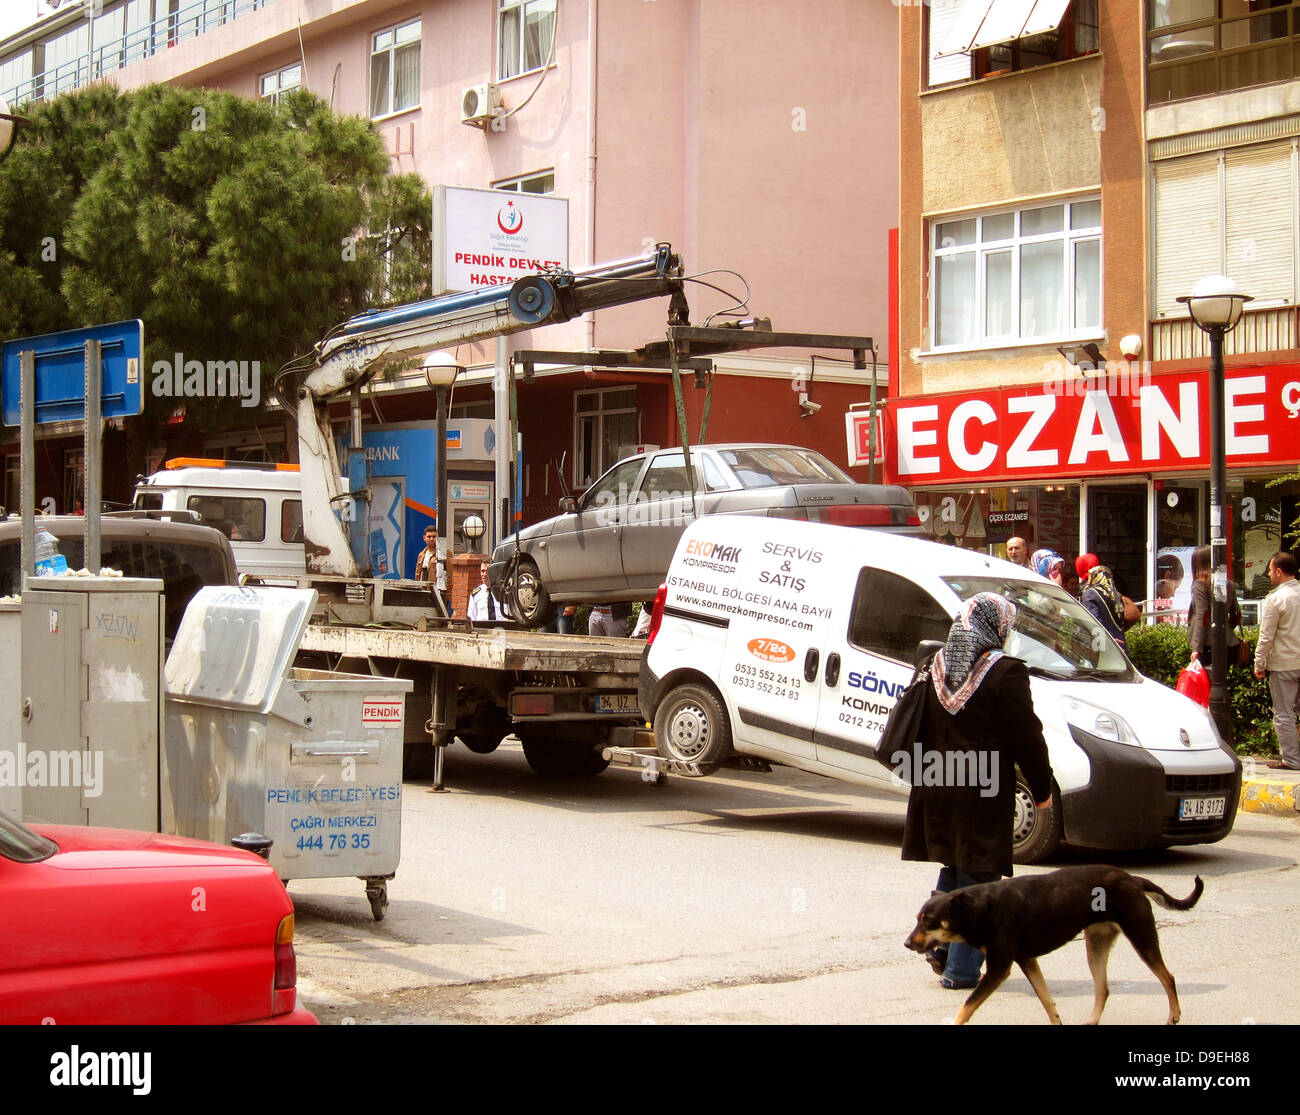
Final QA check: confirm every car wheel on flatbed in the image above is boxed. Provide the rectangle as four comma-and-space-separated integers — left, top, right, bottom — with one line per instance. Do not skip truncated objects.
1011, 773, 1062, 864
505, 556, 555, 628
653, 682, 732, 774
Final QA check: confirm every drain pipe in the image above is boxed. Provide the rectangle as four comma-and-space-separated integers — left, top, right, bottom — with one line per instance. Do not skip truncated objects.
585, 0, 599, 350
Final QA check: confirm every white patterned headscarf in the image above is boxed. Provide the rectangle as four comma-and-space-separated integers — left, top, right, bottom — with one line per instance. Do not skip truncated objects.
931, 593, 1017, 713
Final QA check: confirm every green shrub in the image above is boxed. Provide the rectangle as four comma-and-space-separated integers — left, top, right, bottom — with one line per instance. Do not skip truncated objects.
1126, 623, 1274, 756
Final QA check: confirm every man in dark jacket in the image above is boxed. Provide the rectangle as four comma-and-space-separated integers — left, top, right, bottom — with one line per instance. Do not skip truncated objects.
902, 593, 1054, 989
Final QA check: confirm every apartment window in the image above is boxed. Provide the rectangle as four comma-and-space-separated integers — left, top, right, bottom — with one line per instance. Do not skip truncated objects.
261, 62, 302, 104
493, 170, 555, 194
1149, 0, 1300, 103
574, 387, 637, 488
927, 0, 1099, 87
370, 18, 421, 118
930, 197, 1102, 349
1153, 141, 1296, 315
499, 0, 556, 79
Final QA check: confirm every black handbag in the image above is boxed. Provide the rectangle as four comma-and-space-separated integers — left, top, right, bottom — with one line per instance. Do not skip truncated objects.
874, 655, 935, 778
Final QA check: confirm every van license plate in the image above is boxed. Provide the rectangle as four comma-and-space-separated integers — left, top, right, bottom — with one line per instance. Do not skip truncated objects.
597, 694, 639, 714
1179, 796, 1226, 820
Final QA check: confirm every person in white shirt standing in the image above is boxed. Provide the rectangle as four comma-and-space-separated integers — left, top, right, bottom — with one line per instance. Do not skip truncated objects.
1254, 550, 1300, 771
466, 560, 504, 623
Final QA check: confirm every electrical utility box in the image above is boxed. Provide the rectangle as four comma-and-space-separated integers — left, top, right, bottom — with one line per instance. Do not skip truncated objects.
17, 576, 164, 830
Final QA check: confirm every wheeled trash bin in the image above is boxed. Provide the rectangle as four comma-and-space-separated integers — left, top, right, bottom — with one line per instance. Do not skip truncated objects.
162, 585, 413, 919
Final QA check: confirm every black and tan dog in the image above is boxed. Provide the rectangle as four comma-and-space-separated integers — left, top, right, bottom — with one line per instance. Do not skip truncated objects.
904, 865, 1204, 1025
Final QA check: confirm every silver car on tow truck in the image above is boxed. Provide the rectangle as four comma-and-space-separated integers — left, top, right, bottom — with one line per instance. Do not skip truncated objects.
489, 443, 920, 627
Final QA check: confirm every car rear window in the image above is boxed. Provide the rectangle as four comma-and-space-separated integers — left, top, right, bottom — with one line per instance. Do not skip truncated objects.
717, 448, 851, 488
186, 496, 266, 542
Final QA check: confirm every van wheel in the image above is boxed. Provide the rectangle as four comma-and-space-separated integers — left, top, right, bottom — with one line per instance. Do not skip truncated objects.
506, 557, 555, 628
653, 683, 732, 774
1011, 774, 1062, 864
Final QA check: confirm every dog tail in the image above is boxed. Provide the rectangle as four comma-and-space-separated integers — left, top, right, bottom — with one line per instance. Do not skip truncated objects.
1143, 875, 1204, 911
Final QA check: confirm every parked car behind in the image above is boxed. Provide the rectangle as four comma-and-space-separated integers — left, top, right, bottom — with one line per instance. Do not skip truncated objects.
489, 443, 920, 626
0, 512, 237, 642
0, 812, 316, 1024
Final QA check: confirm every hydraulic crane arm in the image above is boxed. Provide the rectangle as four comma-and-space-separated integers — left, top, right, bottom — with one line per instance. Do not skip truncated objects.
286, 244, 688, 577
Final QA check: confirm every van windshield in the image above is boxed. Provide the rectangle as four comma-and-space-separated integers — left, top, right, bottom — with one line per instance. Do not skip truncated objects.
942, 576, 1137, 681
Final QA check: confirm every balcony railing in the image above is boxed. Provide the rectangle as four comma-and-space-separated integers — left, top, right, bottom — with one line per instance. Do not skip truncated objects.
2, 0, 270, 107
1150, 303, 1299, 361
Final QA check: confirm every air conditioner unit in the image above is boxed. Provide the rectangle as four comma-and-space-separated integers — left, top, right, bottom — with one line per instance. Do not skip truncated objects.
461, 83, 502, 127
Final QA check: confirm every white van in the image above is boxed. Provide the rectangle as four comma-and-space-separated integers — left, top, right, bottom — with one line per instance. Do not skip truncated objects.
132, 460, 314, 581
638, 516, 1240, 862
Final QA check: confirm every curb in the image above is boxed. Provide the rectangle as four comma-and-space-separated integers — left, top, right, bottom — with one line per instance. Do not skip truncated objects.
1239, 767, 1300, 817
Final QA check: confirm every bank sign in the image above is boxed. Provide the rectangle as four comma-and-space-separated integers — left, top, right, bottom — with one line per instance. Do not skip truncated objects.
847, 364, 1300, 484
433, 185, 569, 294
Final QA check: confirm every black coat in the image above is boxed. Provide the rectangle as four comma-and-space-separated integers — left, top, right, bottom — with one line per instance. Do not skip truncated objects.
900, 656, 1053, 878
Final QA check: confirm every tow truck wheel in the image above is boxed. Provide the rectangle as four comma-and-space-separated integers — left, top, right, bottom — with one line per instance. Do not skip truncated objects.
520, 734, 608, 776
1011, 773, 1062, 864
653, 683, 732, 774
506, 558, 555, 628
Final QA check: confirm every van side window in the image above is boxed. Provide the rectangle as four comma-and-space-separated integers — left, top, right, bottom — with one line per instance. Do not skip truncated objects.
281, 500, 303, 544
848, 568, 950, 662
134, 493, 163, 511
186, 496, 266, 542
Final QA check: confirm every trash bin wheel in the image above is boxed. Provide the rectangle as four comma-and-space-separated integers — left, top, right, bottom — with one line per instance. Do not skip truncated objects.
365, 880, 388, 922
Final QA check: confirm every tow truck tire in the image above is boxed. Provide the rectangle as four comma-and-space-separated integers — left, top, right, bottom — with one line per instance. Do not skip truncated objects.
520, 734, 608, 776
506, 557, 555, 628
653, 683, 732, 774
1011, 773, 1062, 864
461, 733, 503, 754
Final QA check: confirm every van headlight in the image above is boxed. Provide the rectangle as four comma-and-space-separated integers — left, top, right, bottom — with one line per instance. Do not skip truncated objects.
1062, 696, 1139, 746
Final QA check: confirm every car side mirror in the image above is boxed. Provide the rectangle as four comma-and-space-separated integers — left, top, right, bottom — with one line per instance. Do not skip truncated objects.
558, 496, 577, 513
914, 639, 944, 668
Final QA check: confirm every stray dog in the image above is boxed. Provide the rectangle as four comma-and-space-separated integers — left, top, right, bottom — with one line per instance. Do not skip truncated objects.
904, 865, 1203, 1025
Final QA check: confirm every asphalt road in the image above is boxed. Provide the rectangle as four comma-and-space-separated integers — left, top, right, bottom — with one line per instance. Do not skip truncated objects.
291, 738, 1300, 1028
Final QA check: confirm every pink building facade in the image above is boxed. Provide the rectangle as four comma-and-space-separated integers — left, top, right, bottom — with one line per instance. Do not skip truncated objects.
0, 0, 897, 529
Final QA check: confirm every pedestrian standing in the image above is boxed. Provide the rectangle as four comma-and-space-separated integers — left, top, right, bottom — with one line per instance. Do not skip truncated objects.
1005, 537, 1031, 568
1186, 544, 1242, 673
413, 525, 438, 581
1031, 548, 1066, 587
1077, 552, 1134, 651
903, 593, 1054, 990
1254, 550, 1300, 771
465, 560, 504, 622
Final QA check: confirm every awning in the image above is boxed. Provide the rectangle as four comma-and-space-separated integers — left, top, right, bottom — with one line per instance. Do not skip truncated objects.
936, 0, 1073, 58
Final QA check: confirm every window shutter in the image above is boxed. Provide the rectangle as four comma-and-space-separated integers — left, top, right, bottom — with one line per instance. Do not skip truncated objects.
1225, 142, 1294, 306
929, 0, 973, 87
1154, 153, 1221, 316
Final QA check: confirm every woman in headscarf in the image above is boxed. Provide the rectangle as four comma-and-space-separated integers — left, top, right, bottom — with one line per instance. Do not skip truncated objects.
1030, 548, 1066, 587
903, 593, 1054, 990
1077, 552, 1132, 650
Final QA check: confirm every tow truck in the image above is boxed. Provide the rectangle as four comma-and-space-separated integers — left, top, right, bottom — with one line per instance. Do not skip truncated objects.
279, 244, 882, 780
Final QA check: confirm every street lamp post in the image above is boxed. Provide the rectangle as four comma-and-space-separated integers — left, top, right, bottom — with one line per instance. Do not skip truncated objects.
1177, 275, 1252, 744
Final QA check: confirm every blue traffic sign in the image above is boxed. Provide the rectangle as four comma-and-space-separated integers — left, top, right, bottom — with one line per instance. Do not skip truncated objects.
2, 319, 145, 426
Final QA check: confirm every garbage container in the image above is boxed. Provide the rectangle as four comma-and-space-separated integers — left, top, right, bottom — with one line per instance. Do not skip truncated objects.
162, 585, 413, 920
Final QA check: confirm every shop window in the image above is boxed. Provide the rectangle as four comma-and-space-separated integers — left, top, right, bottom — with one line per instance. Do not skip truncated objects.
370, 18, 421, 118
1149, 0, 1300, 105
499, 0, 556, 80
1152, 141, 1296, 317
931, 197, 1101, 349
927, 0, 1099, 87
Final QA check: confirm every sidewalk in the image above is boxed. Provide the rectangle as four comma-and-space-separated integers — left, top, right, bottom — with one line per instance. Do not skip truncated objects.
1239, 757, 1300, 817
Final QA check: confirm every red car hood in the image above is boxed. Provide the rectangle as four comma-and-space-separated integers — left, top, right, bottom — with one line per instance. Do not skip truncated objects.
34, 823, 270, 870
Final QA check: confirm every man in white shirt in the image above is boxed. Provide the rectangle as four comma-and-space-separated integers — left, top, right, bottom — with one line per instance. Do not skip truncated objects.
1005, 537, 1031, 568
466, 561, 503, 623
1254, 550, 1300, 770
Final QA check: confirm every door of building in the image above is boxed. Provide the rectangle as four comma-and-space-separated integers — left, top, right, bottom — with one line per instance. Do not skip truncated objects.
1085, 482, 1147, 604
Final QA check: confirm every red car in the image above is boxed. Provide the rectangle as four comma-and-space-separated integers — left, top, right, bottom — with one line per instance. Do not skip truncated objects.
0, 813, 316, 1025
